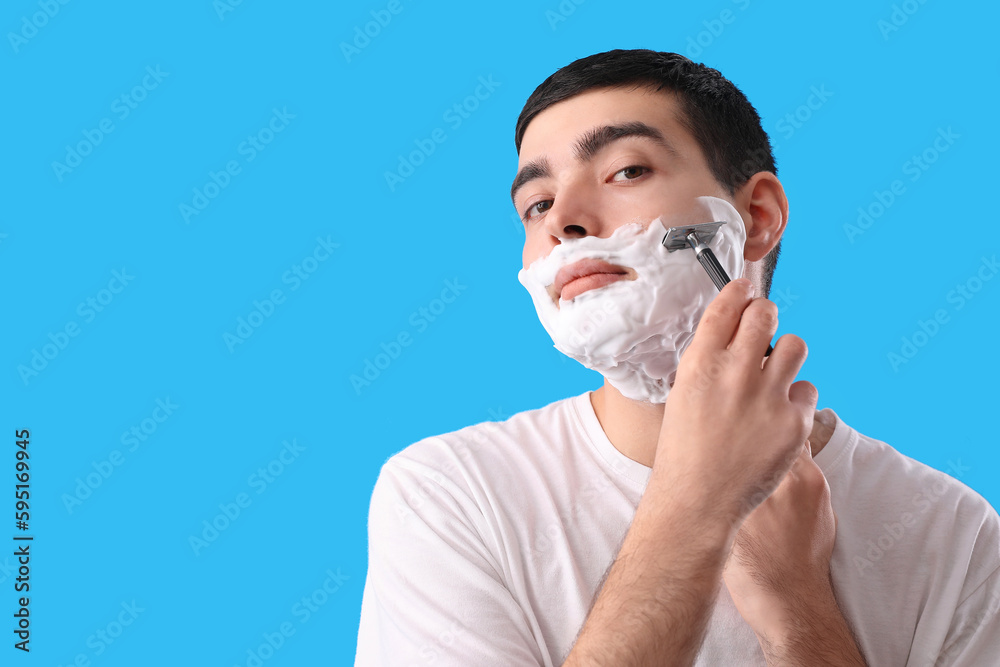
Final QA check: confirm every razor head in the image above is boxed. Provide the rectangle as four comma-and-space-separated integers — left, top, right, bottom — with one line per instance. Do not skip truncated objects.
661, 220, 727, 252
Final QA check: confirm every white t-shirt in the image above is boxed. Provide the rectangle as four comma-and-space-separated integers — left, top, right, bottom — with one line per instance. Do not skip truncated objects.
355, 391, 1000, 666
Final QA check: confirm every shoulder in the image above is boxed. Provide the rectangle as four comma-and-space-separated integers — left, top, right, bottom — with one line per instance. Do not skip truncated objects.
371, 393, 586, 509
846, 424, 997, 528
831, 417, 1000, 597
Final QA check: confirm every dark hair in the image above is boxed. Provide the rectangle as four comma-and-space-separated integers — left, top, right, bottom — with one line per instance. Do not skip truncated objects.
514, 49, 781, 297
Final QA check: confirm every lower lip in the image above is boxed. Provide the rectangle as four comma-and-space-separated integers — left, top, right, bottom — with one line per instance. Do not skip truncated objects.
561, 273, 627, 301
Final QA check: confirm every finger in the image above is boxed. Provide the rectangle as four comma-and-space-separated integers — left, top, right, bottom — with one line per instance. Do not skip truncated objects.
762, 333, 809, 387
788, 380, 819, 413
689, 277, 755, 353
728, 297, 778, 364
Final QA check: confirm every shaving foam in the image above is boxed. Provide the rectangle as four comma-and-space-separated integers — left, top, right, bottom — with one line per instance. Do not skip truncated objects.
517, 196, 747, 403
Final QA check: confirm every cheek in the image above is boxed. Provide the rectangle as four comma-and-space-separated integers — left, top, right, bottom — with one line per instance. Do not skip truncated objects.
522, 234, 546, 269
606, 187, 692, 224
521, 241, 535, 270
606, 187, 651, 211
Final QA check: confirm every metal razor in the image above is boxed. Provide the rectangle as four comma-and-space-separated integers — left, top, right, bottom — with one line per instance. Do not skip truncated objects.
661, 220, 773, 357
661, 220, 731, 291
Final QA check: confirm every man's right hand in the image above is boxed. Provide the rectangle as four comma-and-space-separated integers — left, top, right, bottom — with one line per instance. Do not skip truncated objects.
653, 276, 818, 535
560, 276, 817, 667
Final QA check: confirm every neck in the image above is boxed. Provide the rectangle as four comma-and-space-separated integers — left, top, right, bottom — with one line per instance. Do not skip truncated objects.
590, 379, 835, 469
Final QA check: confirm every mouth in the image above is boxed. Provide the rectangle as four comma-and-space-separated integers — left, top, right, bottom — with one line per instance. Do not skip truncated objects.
550, 258, 636, 303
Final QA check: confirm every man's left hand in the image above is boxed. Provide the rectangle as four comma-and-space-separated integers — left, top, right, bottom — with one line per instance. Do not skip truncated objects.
722, 439, 839, 644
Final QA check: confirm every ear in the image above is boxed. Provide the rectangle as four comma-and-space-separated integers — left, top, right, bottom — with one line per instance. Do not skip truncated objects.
734, 172, 788, 262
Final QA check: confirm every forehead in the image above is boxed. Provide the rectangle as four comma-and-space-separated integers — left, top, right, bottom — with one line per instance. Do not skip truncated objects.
517, 86, 692, 165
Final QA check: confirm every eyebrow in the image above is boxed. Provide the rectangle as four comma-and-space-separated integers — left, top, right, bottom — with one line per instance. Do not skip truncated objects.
510, 121, 678, 205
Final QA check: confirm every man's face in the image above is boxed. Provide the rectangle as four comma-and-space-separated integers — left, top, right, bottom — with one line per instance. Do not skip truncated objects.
512, 86, 735, 296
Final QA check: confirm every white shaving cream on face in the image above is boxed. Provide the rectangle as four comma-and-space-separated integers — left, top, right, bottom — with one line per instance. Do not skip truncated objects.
517, 196, 747, 403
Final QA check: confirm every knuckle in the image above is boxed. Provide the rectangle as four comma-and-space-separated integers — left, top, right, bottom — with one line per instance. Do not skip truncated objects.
710, 289, 749, 318
704, 301, 739, 326
786, 407, 812, 438
697, 309, 722, 333
802, 466, 830, 495
678, 348, 733, 388
752, 298, 779, 321
739, 300, 777, 338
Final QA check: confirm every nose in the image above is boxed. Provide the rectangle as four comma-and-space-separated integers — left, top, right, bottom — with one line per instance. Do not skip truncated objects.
541, 177, 606, 241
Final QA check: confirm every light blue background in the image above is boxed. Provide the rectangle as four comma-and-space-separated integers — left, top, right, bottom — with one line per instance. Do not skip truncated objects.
2, 0, 997, 664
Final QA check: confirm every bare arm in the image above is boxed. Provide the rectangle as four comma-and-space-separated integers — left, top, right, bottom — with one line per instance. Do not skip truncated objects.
756, 574, 868, 666
561, 474, 736, 666
562, 278, 818, 666
723, 447, 869, 667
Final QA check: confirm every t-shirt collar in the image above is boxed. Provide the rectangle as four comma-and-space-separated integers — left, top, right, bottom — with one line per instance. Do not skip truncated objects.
571, 390, 857, 490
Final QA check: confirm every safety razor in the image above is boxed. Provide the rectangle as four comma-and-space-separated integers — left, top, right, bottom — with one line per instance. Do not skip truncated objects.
661, 220, 774, 357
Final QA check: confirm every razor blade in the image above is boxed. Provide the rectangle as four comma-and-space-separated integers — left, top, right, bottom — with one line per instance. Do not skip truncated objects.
661, 220, 731, 291
661, 220, 727, 253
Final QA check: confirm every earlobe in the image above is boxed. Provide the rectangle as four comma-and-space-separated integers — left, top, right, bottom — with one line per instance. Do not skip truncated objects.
738, 172, 788, 263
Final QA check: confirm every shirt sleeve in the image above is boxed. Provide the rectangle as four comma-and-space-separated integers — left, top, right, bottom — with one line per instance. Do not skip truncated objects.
355, 456, 545, 667
932, 564, 1000, 667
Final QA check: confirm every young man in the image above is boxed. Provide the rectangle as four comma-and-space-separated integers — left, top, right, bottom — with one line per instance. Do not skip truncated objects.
355, 50, 1000, 666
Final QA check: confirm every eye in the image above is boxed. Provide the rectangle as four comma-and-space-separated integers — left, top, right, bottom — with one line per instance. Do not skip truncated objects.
611, 165, 650, 181
522, 199, 552, 222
